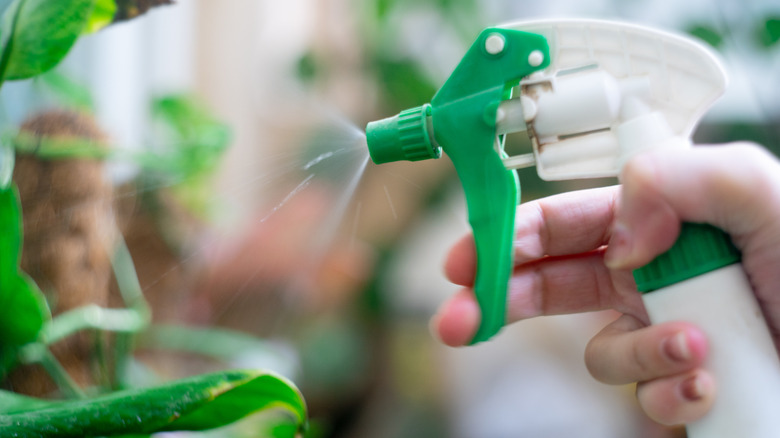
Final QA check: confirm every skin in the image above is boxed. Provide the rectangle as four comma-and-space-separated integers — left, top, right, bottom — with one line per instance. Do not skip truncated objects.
431, 143, 780, 426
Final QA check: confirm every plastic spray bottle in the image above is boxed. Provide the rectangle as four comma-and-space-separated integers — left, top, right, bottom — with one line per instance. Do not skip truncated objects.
365, 19, 780, 437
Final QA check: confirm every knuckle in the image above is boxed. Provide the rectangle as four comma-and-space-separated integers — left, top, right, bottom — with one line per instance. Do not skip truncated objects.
716, 143, 780, 209
631, 338, 654, 378
584, 335, 610, 382
585, 315, 650, 385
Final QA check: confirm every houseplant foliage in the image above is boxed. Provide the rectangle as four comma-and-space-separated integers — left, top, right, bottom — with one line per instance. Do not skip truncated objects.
0, 0, 308, 436
0, 370, 306, 437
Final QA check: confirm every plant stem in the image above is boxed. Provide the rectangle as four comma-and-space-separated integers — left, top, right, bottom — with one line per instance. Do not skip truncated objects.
112, 333, 133, 390
39, 349, 85, 399
92, 331, 112, 390
111, 235, 150, 314
137, 325, 293, 367
9, 131, 111, 160
41, 305, 149, 345
19, 344, 85, 399
31, 234, 153, 391
110, 234, 152, 389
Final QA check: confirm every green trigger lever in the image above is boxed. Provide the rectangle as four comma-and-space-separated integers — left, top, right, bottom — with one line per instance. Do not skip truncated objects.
365, 28, 550, 344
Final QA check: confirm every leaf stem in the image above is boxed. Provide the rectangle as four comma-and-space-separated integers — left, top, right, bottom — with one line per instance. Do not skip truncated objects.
40, 305, 149, 345
19, 344, 85, 399
112, 333, 133, 389
38, 349, 85, 399
111, 234, 150, 314
110, 234, 151, 389
92, 331, 112, 389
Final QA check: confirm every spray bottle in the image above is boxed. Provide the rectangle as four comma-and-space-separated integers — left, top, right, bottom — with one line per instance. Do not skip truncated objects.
365, 19, 780, 437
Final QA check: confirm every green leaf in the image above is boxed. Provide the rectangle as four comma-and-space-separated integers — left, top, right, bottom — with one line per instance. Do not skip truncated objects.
375, 0, 396, 22
138, 324, 291, 364
37, 70, 95, 111
373, 56, 437, 112
0, 388, 52, 414
0, 273, 48, 345
758, 17, 780, 49
163, 372, 306, 432
145, 94, 231, 216
9, 130, 109, 161
296, 50, 318, 84
0, 0, 96, 81
0, 369, 307, 437
0, 0, 21, 82
84, 0, 116, 33
150, 94, 232, 179
0, 186, 49, 348
687, 24, 724, 49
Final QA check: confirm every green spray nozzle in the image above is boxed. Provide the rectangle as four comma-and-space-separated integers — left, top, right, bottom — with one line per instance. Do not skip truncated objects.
366, 104, 440, 164
366, 28, 550, 344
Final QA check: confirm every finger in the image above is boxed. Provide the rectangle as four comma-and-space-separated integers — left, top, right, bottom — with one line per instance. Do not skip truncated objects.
445, 186, 620, 286
637, 370, 716, 426
433, 251, 642, 346
430, 288, 480, 347
514, 185, 620, 261
444, 235, 476, 286
606, 143, 780, 270
585, 314, 708, 385
506, 250, 641, 321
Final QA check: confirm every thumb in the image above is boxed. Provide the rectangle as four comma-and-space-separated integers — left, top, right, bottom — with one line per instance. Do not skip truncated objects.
605, 142, 780, 270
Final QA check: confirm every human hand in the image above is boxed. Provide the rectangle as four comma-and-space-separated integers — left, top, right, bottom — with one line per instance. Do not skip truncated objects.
431, 142, 780, 426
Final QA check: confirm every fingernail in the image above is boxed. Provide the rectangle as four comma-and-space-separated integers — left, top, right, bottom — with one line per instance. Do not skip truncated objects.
605, 222, 633, 269
680, 374, 707, 401
663, 331, 691, 363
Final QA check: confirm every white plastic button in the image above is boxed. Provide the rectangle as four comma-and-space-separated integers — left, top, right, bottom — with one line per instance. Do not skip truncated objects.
485, 34, 505, 55
528, 50, 544, 67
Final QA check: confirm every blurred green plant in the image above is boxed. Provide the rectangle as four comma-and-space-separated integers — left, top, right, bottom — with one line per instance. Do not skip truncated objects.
0, 0, 308, 436
6, 93, 231, 182
0, 370, 306, 437
84, 0, 117, 33
295, 0, 483, 114
0, 186, 49, 362
147, 94, 232, 216
757, 16, 780, 49
687, 23, 724, 49
363, 0, 482, 113
0, 0, 93, 83
37, 69, 96, 111
5, 89, 232, 220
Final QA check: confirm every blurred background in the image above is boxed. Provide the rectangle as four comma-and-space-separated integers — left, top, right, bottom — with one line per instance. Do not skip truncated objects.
4, 0, 780, 436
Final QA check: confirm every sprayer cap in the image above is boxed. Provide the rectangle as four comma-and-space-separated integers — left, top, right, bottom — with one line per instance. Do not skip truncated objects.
634, 223, 741, 293
366, 104, 441, 164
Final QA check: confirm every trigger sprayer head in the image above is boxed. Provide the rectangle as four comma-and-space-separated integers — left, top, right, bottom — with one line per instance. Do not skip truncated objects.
366, 104, 441, 164
364, 26, 551, 344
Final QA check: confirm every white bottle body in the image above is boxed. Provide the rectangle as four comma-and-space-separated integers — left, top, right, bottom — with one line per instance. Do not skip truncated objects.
642, 264, 780, 438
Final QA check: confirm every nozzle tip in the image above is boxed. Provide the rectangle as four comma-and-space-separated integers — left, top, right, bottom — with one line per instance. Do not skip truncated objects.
366, 104, 440, 165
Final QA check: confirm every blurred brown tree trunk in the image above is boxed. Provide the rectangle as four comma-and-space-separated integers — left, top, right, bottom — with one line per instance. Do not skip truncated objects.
7, 110, 116, 396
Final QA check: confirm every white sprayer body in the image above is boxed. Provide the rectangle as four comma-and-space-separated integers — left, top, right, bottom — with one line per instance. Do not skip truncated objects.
495, 19, 780, 437
644, 264, 780, 438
